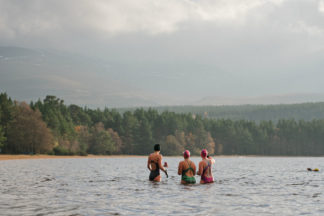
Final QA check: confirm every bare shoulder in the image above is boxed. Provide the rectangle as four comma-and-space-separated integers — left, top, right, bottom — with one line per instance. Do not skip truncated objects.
148, 153, 156, 161
209, 157, 215, 164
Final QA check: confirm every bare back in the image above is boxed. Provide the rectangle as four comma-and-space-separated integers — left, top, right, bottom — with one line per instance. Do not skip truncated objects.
198, 159, 213, 177
178, 160, 196, 177
148, 153, 162, 171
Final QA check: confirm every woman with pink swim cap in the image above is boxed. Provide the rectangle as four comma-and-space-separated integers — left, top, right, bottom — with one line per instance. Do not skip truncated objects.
197, 149, 214, 184
177, 150, 196, 184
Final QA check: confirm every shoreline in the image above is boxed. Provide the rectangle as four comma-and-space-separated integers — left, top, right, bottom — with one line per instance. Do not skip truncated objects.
0, 154, 146, 161
1, 154, 323, 161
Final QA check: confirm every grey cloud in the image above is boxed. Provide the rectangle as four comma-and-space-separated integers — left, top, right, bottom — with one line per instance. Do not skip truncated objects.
1, 0, 324, 106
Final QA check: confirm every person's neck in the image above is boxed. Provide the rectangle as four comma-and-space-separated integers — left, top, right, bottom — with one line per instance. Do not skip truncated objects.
154, 151, 160, 154
184, 158, 189, 161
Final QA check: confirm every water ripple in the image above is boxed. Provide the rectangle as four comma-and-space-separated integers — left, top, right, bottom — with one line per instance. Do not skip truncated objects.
1, 157, 324, 215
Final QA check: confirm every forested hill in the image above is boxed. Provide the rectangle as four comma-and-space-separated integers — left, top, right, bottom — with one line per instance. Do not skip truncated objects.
118, 103, 324, 122
1, 92, 324, 156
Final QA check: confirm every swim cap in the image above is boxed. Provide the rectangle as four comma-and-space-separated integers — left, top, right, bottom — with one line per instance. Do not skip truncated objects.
154, 144, 160, 151
183, 150, 190, 158
201, 149, 208, 158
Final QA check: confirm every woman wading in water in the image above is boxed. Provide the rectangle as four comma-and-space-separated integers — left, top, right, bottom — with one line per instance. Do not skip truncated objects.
147, 144, 168, 182
178, 150, 196, 184
197, 149, 214, 184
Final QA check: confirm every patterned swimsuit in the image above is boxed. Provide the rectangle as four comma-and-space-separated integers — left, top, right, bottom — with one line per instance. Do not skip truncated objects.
201, 160, 213, 183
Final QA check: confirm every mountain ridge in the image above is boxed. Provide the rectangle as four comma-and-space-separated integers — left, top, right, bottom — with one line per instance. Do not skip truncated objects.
1, 46, 324, 108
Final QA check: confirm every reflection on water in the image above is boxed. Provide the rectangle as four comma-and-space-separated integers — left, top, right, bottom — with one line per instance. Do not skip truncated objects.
1, 157, 324, 215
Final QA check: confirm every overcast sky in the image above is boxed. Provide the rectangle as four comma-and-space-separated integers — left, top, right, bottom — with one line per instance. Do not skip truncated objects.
1, 0, 324, 106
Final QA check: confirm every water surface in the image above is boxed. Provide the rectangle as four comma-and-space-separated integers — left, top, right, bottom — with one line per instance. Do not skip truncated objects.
1, 157, 324, 215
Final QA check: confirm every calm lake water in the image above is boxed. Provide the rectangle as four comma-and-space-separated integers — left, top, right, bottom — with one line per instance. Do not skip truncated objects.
0, 157, 324, 216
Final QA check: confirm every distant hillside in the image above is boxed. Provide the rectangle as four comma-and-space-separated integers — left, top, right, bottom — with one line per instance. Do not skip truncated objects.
118, 102, 324, 122
193, 93, 324, 106
0, 46, 159, 108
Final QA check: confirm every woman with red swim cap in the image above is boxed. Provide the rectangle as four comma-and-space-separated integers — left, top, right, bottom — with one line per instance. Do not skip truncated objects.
177, 150, 196, 184
197, 149, 214, 184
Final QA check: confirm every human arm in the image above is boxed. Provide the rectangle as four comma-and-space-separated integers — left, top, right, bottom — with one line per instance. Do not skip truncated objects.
158, 155, 166, 172
178, 162, 182, 175
192, 162, 196, 176
197, 161, 203, 176
147, 156, 151, 171
159, 155, 168, 177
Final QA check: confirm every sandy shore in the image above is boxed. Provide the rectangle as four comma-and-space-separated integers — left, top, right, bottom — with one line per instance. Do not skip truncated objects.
0, 154, 146, 161
0, 154, 235, 161
0, 154, 308, 161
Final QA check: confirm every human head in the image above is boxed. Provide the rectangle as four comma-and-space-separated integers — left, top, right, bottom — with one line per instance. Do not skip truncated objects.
201, 149, 208, 158
154, 144, 160, 151
183, 150, 190, 159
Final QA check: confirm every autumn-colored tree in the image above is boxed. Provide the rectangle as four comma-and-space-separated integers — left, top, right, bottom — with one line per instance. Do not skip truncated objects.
205, 132, 215, 155
107, 128, 123, 154
76, 125, 90, 155
7, 102, 53, 154
56, 136, 80, 155
185, 132, 199, 155
175, 130, 186, 148
164, 135, 184, 155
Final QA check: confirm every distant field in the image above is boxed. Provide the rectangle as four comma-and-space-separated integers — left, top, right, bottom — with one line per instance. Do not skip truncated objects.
117, 102, 324, 122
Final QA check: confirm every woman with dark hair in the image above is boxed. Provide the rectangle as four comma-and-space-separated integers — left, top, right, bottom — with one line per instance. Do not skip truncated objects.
197, 149, 214, 184
147, 144, 168, 182
178, 150, 196, 184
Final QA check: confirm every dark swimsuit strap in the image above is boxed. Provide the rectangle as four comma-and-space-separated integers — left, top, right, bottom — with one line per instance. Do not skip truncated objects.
202, 160, 211, 176
183, 161, 194, 175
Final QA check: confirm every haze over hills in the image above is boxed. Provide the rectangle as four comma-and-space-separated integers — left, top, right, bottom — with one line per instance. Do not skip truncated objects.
2, 1, 324, 109
1, 46, 324, 108
194, 94, 324, 106
0, 46, 159, 108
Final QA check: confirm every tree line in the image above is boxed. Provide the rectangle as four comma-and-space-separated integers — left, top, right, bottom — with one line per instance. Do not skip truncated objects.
1, 92, 324, 156
118, 103, 324, 123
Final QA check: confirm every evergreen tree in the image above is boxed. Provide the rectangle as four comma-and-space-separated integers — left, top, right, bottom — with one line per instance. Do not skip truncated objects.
0, 126, 6, 152
88, 123, 116, 155
0, 92, 14, 137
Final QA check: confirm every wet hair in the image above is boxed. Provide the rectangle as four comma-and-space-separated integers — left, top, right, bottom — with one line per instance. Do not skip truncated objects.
201, 149, 208, 158
154, 144, 160, 151
183, 150, 190, 158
